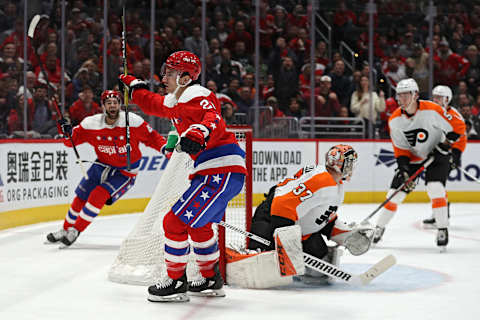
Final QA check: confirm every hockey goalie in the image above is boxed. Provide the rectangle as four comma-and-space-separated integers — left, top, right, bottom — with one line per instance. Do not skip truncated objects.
227, 144, 376, 288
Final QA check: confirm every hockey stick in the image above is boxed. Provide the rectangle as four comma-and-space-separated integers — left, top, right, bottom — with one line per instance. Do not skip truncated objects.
361, 156, 434, 224
458, 166, 480, 184
218, 220, 396, 285
121, 3, 132, 171
28, 14, 88, 179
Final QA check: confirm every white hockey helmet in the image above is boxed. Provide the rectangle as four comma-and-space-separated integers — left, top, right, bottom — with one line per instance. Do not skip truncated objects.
432, 85, 452, 108
395, 78, 419, 95
325, 144, 358, 181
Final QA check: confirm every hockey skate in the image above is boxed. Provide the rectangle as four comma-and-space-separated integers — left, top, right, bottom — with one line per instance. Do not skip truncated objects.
422, 217, 436, 229
188, 264, 225, 297
60, 227, 79, 246
148, 273, 189, 302
437, 228, 448, 252
373, 226, 385, 244
46, 229, 67, 243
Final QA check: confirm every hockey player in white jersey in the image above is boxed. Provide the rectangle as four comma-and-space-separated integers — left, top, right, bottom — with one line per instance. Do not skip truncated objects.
422, 85, 467, 228
236, 145, 375, 286
373, 79, 466, 250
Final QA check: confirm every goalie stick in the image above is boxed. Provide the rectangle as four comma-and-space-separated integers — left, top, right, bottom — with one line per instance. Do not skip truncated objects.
28, 14, 88, 179
218, 220, 396, 285
361, 156, 434, 224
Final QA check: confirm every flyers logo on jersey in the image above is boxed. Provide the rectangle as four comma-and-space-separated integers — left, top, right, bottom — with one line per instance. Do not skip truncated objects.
403, 128, 429, 146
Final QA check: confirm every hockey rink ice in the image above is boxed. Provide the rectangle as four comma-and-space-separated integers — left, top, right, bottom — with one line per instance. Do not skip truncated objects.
1, 203, 479, 320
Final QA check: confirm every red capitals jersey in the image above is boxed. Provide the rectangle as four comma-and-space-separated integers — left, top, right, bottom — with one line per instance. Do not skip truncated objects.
131, 85, 247, 177
64, 112, 166, 176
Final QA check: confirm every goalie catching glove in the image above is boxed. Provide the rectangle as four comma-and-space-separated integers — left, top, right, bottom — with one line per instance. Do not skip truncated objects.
331, 220, 375, 256
178, 124, 210, 155
118, 74, 148, 99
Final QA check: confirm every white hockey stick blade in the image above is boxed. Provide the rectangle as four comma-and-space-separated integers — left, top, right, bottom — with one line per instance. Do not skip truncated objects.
27, 15, 41, 38
357, 254, 396, 285
303, 253, 396, 285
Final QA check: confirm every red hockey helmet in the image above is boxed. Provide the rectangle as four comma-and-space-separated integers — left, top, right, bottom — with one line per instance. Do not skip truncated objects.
101, 90, 122, 104
164, 50, 202, 80
325, 144, 358, 180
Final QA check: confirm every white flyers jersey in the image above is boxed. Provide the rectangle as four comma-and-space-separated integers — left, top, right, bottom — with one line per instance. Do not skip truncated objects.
388, 100, 464, 162
270, 165, 344, 236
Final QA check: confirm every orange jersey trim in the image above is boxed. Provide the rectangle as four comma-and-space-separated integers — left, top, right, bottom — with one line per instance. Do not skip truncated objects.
271, 172, 337, 221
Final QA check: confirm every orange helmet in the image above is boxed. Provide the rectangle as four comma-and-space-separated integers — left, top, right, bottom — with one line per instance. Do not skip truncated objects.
325, 144, 358, 180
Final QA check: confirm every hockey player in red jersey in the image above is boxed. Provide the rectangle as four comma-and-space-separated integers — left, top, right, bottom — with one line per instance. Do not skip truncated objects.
119, 50, 246, 302
373, 79, 466, 250
46, 90, 166, 246
422, 85, 467, 228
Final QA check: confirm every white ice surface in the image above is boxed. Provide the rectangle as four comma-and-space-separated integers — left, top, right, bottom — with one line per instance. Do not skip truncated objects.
1, 203, 479, 320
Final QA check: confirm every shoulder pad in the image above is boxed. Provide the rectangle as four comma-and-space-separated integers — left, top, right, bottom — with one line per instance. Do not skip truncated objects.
178, 85, 212, 103
80, 114, 105, 130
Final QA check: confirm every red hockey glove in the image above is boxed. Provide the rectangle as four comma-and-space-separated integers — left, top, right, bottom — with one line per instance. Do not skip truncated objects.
178, 124, 210, 155
118, 74, 148, 99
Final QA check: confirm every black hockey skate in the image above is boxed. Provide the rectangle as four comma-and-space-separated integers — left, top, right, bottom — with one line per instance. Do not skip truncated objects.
437, 228, 448, 252
373, 226, 385, 244
188, 264, 225, 297
422, 217, 436, 229
46, 229, 67, 243
148, 273, 189, 302
60, 227, 79, 246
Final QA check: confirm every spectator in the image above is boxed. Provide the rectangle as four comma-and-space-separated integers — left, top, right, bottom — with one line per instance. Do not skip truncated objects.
379, 97, 399, 138
333, 1, 357, 46
328, 60, 351, 107
398, 32, 415, 58
184, 26, 208, 57
472, 95, 480, 116
220, 79, 241, 105
232, 41, 252, 70
458, 105, 480, 140
273, 56, 298, 112
272, 5, 288, 38
311, 75, 342, 117
434, 38, 470, 87
464, 45, 480, 88
350, 75, 386, 135
31, 84, 57, 137
0, 41, 23, 77
209, 38, 222, 66
284, 97, 306, 118
68, 86, 102, 126
7, 93, 38, 137
224, 21, 253, 54
288, 27, 310, 60
405, 43, 429, 97
383, 56, 408, 87
267, 37, 298, 74
234, 86, 253, 114
266, 96, 285, 118
17, 71, 37, 100
262, 74, 275, 100
221, 102, 238, 125
453, 80, 474, 106
315, 41, 329, 67
36, 54, 71, 92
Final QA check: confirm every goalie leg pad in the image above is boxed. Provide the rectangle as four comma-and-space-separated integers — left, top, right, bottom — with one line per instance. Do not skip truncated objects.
226, 250, 293, 288
274, 225, 305, 276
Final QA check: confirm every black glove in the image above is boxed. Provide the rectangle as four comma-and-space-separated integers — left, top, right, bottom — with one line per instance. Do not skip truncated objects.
178, 125, 210, 155
393, 156, 416, 192
446, 131, 461, 144
450, 148, 462, 169
57, 118, 72, 136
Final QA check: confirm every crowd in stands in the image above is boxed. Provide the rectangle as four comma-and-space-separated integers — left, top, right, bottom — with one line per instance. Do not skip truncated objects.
1, 0, 480, 140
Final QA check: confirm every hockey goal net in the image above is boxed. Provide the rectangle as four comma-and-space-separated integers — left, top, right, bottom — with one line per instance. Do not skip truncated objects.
108, 126, 252, 285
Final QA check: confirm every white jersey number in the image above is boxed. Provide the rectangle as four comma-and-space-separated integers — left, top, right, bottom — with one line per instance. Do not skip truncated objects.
292, 183, 313, 202
200, 99, 215, 110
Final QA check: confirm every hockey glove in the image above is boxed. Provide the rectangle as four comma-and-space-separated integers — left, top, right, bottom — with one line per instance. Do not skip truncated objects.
163, 126, 179, 159
178, 124, 210, 155
393, 156, 416, 193
57, 118, 72, 136
118, 74, 148, 99
445, 131, 461, 144
450, 148, 462, 170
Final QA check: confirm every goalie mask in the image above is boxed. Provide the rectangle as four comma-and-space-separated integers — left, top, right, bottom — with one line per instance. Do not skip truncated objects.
325, 144, 358, 181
